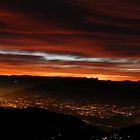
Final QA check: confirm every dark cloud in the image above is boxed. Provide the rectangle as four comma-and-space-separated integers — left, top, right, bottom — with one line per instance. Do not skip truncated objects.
1, 0, 139, 31
0, 0, 140, 80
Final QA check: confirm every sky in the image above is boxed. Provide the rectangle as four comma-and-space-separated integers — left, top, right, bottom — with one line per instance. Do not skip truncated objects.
0, 0, 140, 81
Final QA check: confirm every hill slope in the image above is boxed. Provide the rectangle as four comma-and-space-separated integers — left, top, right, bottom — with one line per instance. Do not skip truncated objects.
0, 107, 105, 140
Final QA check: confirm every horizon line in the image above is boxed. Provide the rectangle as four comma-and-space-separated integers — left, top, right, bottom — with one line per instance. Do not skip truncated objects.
0, 74, 139, 82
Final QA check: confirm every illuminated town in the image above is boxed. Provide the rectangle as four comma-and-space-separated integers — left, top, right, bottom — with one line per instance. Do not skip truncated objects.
0, 95, 139, 130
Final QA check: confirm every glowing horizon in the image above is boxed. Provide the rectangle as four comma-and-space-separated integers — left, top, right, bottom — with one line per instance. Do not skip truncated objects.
0, 0, 139, 81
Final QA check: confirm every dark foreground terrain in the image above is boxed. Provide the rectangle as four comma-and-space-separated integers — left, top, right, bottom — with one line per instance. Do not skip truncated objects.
0, 107, 139, 140
0, 107, 104, 140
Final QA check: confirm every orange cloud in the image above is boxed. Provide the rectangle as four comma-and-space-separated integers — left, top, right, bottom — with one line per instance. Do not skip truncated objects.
0, 0, 139, 81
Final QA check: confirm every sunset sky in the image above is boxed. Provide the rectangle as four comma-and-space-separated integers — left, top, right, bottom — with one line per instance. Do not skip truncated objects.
0, 0, 140, 81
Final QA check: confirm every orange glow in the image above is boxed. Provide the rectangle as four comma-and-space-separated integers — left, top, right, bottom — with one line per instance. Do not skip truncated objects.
0, 62, 139, 81
0, 1, 139, 81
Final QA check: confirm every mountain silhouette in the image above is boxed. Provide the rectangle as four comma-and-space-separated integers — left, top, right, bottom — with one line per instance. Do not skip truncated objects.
0, 107, 105, 140
0, 107, 139, 140
0, 75, 139, 139
3, 77, 140, 106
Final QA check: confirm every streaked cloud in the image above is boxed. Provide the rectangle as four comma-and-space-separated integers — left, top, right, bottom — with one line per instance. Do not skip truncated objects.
0, 50, 139, 64
0, 0, 139, 81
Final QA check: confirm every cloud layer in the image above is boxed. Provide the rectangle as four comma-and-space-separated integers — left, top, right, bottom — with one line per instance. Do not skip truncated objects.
0, 0, 140, 80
